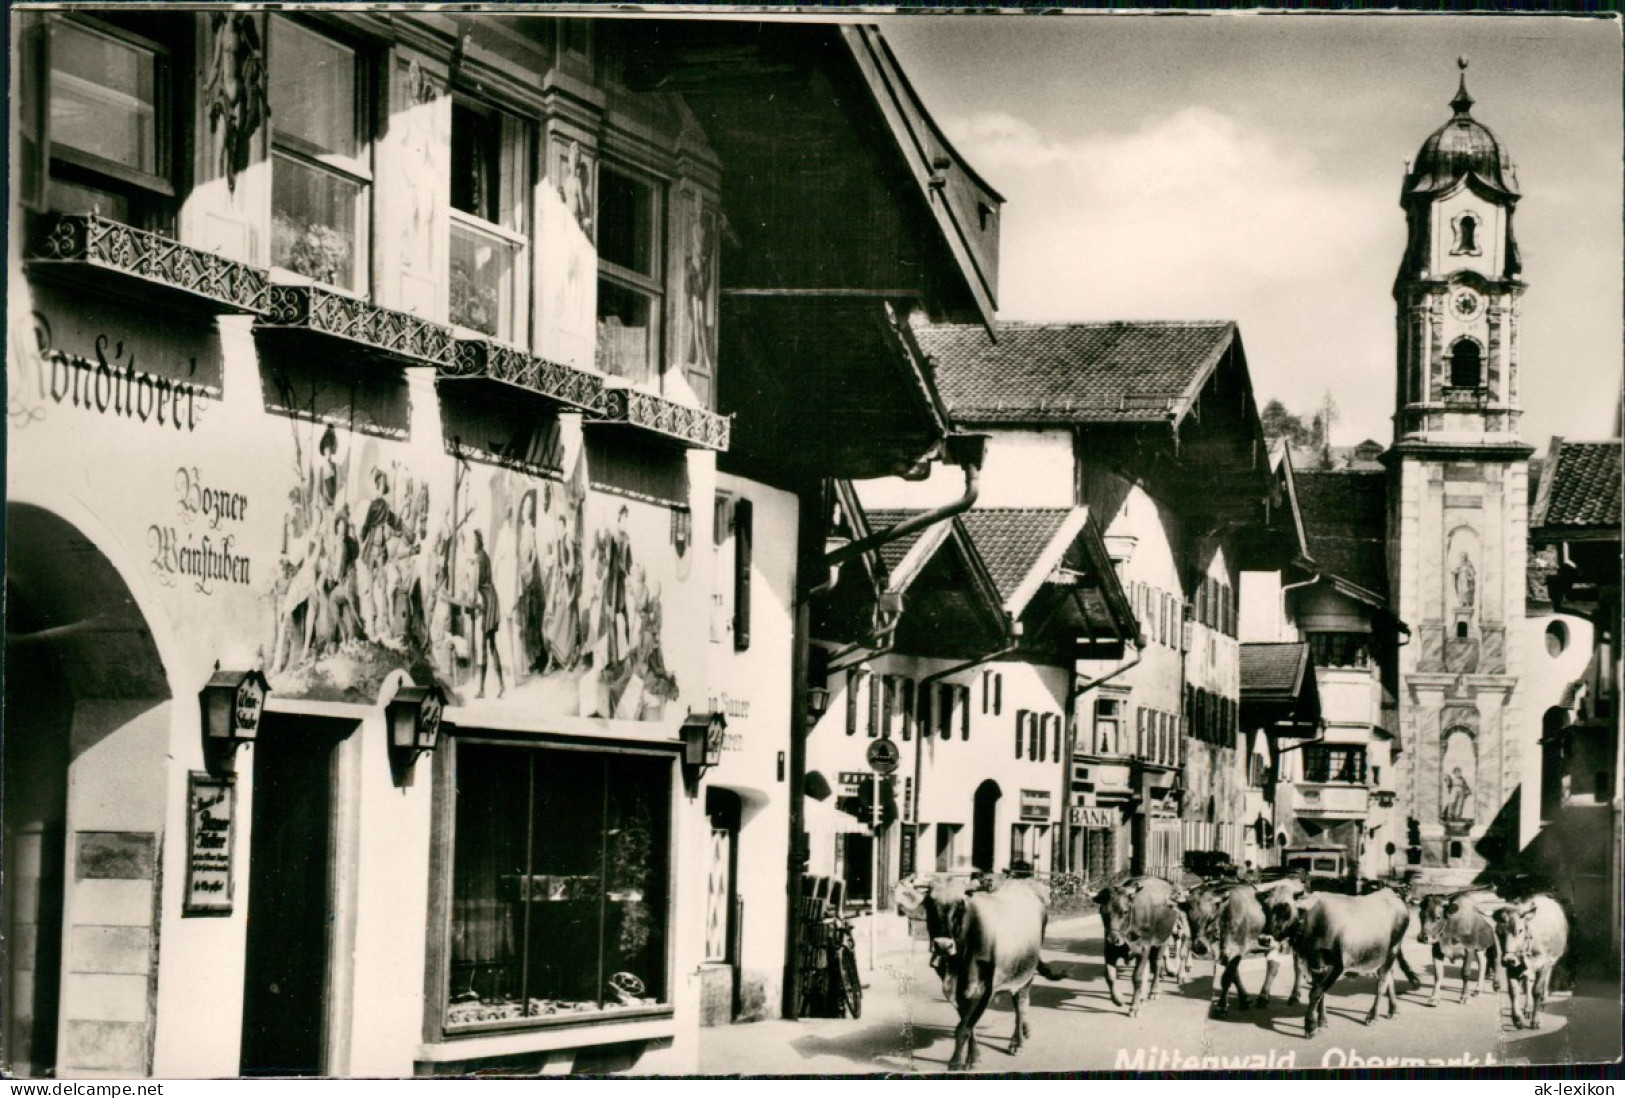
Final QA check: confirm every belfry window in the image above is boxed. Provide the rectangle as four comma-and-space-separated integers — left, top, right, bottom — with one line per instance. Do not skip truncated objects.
1454, 213, 1479, 255
1449, 338, 1483, 389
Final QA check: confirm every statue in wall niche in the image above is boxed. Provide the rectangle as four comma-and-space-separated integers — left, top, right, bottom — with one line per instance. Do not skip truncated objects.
204, 13, 268, 193
1452, 553, 1477, 611
1439, 729, 1477, 825
1442, 767, 1473, 823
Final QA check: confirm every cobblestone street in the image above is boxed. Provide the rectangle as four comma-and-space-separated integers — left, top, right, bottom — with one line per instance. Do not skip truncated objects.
698, 914, 1623, 1075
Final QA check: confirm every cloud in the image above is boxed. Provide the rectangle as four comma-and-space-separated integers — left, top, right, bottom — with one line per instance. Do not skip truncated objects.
943, 106, 1407, 434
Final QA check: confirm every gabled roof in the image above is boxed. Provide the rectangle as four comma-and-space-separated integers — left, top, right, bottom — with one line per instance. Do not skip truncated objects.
915, 321, 1238, 426
1294, 469, 1390, 603
954, 509, 1075, 608
1531, 437, 1621, 536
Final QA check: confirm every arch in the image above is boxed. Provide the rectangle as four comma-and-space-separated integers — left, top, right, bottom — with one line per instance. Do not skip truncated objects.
971, 779, 1002, 872
5, 502, 172, 1078
1448, 337, 1484, 388
1439, 724, 1478, 826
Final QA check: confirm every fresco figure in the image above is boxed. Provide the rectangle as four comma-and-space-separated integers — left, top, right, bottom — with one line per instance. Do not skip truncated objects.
684, 202, 716, 378
515, 490, 548, 674
1443, 767, 1474, 823
359, 468, 404, 643
468, 529, 505, 699
203, 12, 267, 192
543, 509, 580, 671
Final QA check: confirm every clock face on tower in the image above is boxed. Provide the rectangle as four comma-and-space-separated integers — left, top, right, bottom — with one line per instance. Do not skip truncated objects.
1452, 289, 1482, 320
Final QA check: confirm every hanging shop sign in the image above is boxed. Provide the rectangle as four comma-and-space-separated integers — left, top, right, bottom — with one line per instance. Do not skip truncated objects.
184, 771, 236, 915
1020, 788, 1052, 821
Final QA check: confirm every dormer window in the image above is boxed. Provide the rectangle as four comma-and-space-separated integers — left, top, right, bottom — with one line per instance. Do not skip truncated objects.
1448, 337, 1483, 389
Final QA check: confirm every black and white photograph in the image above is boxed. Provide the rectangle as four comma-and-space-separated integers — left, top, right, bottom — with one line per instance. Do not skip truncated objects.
3, 4, 1620, 1081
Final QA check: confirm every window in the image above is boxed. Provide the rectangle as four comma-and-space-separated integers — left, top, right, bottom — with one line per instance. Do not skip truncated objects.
1010, 824, 1044, 871
1453, 212, 1480, 255
1309, 632, 1372, 670
446, 743, 671, 1030
270, 17, 369, 292
1449, 338, 1483, 389
45, 15, 173, 228
900, 679, 915, 741
1248, 753, 1268, 788
1545, 621, 1570, 658
449, 98, 530, 342
937, 684, 954, 741
1303, 744, 1367, 785
597, 165, 663, 386
1094, 699, 1121, 756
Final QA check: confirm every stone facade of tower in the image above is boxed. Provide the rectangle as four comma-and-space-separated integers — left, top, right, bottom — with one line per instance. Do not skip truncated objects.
1389, 64, 1535, 879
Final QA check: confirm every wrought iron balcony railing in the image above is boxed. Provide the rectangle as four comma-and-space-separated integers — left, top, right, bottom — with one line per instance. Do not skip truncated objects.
28, 212, 270, 316
258, 284, 455, 369
444, 338, 605, 414
594, 387, 732, 452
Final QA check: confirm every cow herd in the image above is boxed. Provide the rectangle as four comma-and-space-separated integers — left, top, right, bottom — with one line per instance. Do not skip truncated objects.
896, 872, 1573, 1070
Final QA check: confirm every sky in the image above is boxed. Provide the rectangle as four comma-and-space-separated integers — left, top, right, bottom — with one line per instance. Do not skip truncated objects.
873, 12, 1622, 452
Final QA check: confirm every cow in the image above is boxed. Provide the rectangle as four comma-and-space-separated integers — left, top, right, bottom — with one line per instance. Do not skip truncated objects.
1184, 881, 1269, 1016
1255, 876, 1308, 1005
1163, 908, 1193, 984
1264, 887, 1412, 1037
1094, 876, 1180, 1017
894, 874, 1061, 1071
1415, 890, 1501, 1006
1490, 894, 1569, 1031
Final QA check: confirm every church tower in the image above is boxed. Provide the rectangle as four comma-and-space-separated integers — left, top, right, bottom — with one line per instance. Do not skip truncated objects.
1390, 60, 1534, 879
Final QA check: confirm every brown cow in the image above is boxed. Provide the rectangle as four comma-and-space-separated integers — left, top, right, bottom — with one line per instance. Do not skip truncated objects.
1415, 889, 1501, 1005
1185, 882, 1268, 1015
1265, 887, 1412, 1037
1094, 877, 1179, 1017
1491, 894, 1569, 1031
1255, 877, 1307, 1005
895, 875, 1061, 1070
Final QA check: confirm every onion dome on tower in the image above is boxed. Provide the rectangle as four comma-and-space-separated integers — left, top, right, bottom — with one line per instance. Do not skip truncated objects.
1398, 58, 1522, 281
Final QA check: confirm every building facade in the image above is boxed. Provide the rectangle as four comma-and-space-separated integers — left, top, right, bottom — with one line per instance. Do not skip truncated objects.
4, 12, 998, 1075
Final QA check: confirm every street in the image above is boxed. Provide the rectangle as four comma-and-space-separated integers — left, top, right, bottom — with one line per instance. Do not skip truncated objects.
698, 914, 1623, 1075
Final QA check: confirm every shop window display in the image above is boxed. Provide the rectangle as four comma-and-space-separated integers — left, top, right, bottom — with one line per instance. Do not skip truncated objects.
447, 743, 670, 1029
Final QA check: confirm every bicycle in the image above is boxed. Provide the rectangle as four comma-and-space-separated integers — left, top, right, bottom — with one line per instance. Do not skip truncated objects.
798, 912, 864, 1019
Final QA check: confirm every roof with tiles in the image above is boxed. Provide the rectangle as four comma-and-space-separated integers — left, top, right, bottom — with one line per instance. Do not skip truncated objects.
1532, 439, 1621, 531
865, 510, 935, 577
914, 320, 1237, 424
956, 509, 1074, 602
1293, 469, 1389, 599
1241, 642, 1311, 698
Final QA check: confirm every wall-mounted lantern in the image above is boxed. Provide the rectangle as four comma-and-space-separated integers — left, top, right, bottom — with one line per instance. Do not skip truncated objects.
200, 666, 270, 776
387, 682, 447, 783
807, 684, 831, 724
680, 711, 727, 793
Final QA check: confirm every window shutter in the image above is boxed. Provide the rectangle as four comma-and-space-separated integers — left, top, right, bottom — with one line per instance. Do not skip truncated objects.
732, 498, 752, 650
918, 681, 933, 740
901, 678, 915, 741
959, 685, 971, 740
868, 672, 881, 737
846, 668, 860, 736
1014, 709, 1025, 759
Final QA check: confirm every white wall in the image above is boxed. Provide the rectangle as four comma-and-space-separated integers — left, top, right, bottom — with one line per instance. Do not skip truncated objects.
855, 428, 1075, 511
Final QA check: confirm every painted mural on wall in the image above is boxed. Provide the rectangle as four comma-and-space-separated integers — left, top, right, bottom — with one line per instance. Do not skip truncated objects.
424, 443, 682, 719
202, 12, 268, 193
263, 418, 436, 701
1440, 727, 1477, 827
536, 133, 597, 371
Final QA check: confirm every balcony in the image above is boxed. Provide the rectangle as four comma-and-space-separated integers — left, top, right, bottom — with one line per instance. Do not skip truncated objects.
256, 283, 455, 371
589, 386, 731, 452
1288, 781, 1370, 820
446, 338, 604, 414
27, 212, 270, 319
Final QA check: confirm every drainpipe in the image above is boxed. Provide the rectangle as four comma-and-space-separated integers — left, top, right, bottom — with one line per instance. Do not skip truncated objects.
1280, 567, 1321, 632
909, 620, 1027, 866
823, 434, 988, 572
1062, 637, 1147, 874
